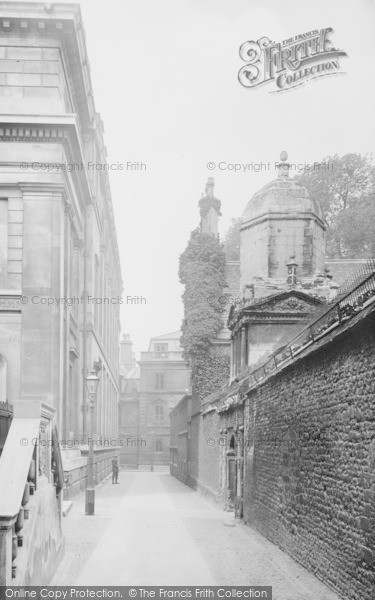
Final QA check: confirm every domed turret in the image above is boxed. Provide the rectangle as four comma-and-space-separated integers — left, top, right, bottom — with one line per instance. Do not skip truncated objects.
243, 152, 323, 223
240, 152, 326, 288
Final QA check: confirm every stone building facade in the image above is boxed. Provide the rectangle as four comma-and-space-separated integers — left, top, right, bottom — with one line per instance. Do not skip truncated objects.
0, 2, 122, 442
118, 331, 190, 468
171, 153, 375, 599
118, 334, 141, 467
0, 2, 124, 583
138, 332, 190, 467
0, 2, 122, 509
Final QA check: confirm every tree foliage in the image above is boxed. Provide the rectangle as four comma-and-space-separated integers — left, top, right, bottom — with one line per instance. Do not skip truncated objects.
221, 154, 375, 261
294, 153, 375, 258
179, 229, 229, 400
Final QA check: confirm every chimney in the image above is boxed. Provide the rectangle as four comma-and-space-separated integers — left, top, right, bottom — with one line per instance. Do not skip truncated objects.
120, 334, 133, 372
206, 177, 214, 197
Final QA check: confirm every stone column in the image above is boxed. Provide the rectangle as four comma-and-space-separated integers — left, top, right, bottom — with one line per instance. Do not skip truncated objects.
236, 333, 241, 375
20, 187, 65, 418
240, 326, 247, 373
232, 335, 237, 377
62, 205, 72, 441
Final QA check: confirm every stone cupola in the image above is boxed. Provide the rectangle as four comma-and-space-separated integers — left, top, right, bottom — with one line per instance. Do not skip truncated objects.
240, 151, 326, 288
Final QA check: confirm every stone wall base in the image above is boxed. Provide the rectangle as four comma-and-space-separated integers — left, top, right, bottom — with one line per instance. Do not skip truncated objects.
62, 447, 119, 500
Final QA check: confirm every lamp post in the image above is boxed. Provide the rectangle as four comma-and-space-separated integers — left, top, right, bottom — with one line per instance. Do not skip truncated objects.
85, 368, 100, 515
150, 429, 154, 472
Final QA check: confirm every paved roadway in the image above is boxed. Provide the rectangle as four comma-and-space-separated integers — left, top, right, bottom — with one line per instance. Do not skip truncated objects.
51, 471, 341, 599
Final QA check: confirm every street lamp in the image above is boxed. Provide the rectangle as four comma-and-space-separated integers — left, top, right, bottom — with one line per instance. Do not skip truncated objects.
150, 429, 154, 472
85, 368, 100, 515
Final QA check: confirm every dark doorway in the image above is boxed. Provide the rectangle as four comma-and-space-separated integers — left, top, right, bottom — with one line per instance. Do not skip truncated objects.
228, 457, 236, 507
227, 434, 236, 508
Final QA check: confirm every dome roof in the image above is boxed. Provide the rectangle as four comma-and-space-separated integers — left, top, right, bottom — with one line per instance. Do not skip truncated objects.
243, 153, 323, 223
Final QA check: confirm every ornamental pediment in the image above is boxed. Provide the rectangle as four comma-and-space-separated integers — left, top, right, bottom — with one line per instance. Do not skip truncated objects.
243, 291, 324, 315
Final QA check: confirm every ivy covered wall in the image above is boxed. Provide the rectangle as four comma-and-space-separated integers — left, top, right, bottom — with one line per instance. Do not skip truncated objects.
179, 228, 230, 401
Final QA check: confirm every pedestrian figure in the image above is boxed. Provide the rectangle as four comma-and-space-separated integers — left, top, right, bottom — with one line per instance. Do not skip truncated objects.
111, 456, 119, 484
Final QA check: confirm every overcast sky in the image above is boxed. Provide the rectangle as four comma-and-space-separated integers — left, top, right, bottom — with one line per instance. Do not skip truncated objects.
75, 0, 375, 355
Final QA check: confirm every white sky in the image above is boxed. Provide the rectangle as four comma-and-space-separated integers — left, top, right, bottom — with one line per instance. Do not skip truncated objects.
76, 0, 375, 355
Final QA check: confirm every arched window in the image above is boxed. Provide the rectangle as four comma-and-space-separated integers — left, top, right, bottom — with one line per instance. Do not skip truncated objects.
0, 354, 7, 402
155, 439, 163, 452
229, 434, 236, 451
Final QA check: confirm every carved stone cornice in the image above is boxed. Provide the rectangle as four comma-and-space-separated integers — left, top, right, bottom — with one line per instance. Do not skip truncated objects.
19, 183, 67, 197
0, 126, 69, 142
0, 294, 22, 311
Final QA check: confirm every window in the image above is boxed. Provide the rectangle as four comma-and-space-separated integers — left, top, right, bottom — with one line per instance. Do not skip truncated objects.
155, 373, 165, 390
155, 439, 163, 452
154, 403, 165, 425
154, 343, 167, 353
153, 343, 168, 358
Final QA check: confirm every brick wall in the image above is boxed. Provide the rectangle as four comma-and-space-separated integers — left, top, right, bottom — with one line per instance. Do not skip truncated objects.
170, 393, 226, 503
196, 402, 223, 502
244, 315, 375, 600
189, 411, 200, 487
170, 395, 189, 481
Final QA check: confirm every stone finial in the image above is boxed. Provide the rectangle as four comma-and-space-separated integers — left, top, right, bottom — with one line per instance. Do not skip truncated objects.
277, 150, 290, 178
324, 265, 333, 280
280, 150, 288, 162
205, 177, 214, 198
